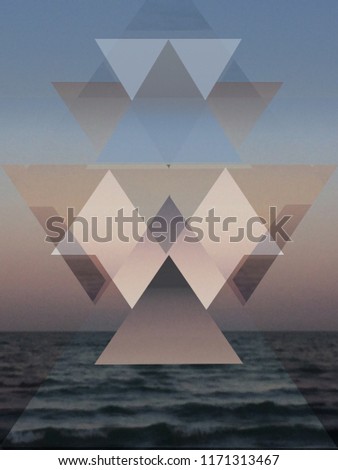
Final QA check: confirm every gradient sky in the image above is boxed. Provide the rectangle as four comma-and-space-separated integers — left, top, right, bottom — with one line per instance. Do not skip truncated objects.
0, 0, 338, 330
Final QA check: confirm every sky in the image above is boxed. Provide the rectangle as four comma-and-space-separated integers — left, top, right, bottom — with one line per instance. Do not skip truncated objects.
0, 0, 337, 331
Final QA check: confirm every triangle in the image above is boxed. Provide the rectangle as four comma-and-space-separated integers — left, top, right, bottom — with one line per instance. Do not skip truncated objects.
227, 165, 336, 226
218, 60, 251, 82
150, 196, 185, 253
223, 165, 336, 303
29, 206, 66, 247
113, 234, 168, 308
174, 104, 240, 163
148, 256, 190, 288
192, 169, 281, 282
0, 336, 74, 446
97, 108, 164, 163
53, 82, 130, 152
230, 255, 278, 304
112, 167, 224, 220
169, 228, 225, 309
62, 255, 109, 303
133, 98, 205, 162
52, 236, 87, 257
270, 204, 311, 249
262, 335, 338, 447
96, 289, 241, 365
126, 0, 213, 32
207, 82, 282, 148
228, 205, 313, 303
56, 171, 146, 282
4, 165, 108, 220
136, 42, 202, 98
254, 82, 284, 104
89, 60, 119, 82
95, 39, 167, 99
170, 39, 241, 98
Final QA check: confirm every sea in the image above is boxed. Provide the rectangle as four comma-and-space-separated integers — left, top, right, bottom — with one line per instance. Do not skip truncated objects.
0, 332, 337, 449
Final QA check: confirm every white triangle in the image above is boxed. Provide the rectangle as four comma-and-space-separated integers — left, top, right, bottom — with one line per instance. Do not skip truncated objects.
95, 39, 118, 60
96, 39, 167, 99
170, 39, 241, 99
113, 238, 167, 308
251, 235, 284, 256
192, 169, 281, 281
55, 171, 147, 280
169, 230, 225, 309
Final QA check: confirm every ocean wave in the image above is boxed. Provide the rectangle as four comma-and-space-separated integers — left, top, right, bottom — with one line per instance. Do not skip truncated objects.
25, 404, 139, 419
5, 422, 333, 449
167, 400, 312, 420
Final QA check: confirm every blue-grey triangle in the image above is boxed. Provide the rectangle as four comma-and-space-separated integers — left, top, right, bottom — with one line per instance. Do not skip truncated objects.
98, 108, 164, 163
175, 106, 240, 163
170, 39, 241, 98
219, 60, 251, 82
126, 0, 213, 32
133, 98, 205, 162
136, 41, 202, 98
89, 61, 119, 83
96, 39, 167, 99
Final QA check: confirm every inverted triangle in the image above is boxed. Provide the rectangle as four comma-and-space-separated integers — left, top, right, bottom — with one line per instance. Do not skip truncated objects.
112, 167, 224, 220
207, 82, 282, 147
227, 165, 335, 225
174, 104, 240, 163
97, 108, 164, 163
133, 98, 205, 161
170, 39, 241, 98
3, 165, 108, 220
96, 39, 167, 99
62, 255, 108, 303
53, 82, 130, 152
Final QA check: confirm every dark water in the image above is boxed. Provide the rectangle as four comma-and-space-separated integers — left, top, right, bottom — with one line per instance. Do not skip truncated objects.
0, 332, 337, 449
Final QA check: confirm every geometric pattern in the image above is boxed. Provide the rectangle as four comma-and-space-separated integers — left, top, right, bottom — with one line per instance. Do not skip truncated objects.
3, 0, 336, 368
53, 83, 130, 152
2, 0, 338, 450
207, 82, 282, 148
95, 39, 241, 99
51, 37, 278, 164
95, 39, 168, 99
4, 164, 335, 364
95, 291, 242, 365
5, 164, 334, 309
